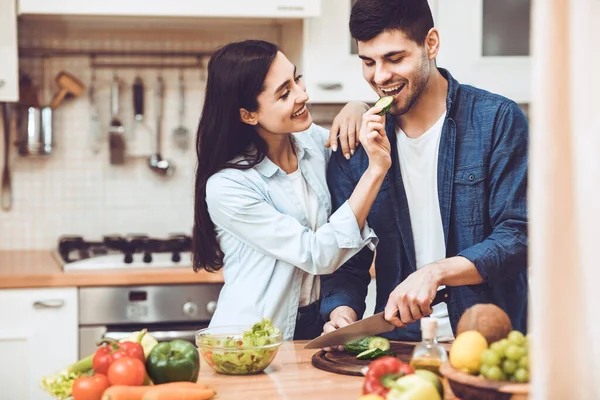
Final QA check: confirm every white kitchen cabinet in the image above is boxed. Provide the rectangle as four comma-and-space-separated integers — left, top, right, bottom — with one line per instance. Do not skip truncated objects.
0, 287, 78, 400
18, 0, 320, 18
301, 0, 438, 104
0, 0, 19, 102
436, 0, 531, 104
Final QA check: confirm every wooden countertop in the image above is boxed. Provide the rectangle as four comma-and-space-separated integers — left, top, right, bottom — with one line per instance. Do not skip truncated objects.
0, 250, 223, 289
197, 340, 457, 400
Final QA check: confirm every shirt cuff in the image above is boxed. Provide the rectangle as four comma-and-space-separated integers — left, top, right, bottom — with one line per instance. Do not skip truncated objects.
320, 291, 366, 322
329, 200, 379, 249
457, 242, 500, 284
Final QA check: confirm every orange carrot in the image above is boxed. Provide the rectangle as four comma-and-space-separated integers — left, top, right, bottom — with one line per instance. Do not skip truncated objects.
103, 383, 212, 400
142, 386, 216, 400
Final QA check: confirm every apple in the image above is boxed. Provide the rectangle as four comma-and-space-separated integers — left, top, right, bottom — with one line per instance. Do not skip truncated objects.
386, 375, 441, 400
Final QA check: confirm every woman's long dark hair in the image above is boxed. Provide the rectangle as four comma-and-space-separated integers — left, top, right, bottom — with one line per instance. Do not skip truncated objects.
192, 40, 278, 272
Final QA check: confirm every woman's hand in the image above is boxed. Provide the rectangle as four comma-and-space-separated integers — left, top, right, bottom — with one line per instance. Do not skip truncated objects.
360, 106, 392, 174
326, 101, 370, 159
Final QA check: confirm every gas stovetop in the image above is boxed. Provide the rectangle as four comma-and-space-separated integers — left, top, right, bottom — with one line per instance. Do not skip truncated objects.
55, 234, 193, 272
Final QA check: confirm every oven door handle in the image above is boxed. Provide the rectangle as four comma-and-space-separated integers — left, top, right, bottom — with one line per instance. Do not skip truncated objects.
104, 330, 199, 343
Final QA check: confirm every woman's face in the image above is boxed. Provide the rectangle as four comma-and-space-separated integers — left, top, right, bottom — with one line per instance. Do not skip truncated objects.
250, 51, 312, 136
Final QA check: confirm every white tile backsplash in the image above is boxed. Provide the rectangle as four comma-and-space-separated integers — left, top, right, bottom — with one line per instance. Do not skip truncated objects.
1, 19, 286, 250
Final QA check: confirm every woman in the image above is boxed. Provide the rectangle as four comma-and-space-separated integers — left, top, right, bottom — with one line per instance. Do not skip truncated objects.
193, 40, 391, 340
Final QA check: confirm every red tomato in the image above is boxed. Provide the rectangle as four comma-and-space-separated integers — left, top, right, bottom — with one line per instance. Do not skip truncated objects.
107, 356, 146, 386
72, 374, 110, 400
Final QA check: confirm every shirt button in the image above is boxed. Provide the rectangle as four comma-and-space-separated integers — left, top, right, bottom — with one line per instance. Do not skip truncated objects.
468, 174, 475, 181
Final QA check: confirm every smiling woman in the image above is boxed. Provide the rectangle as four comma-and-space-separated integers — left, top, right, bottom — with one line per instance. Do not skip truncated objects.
191, 39, 394, 340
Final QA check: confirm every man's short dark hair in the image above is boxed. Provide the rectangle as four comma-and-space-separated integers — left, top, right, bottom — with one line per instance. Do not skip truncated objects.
350, 0, 434, 45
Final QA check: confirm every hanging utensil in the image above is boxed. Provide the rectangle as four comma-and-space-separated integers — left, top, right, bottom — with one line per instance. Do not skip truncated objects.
1, 102, 13, 211
48, 71, 85, 110
89, 67, 102, 154
148, 74, 175, 176
172, 70, 190, 151
108, 74, 126, 165
130, 75, 153, 156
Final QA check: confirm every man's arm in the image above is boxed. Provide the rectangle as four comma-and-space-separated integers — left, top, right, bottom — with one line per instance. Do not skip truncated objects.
320, 149, 374, 323
454, 100, 529, 283
385, 101, 529, 327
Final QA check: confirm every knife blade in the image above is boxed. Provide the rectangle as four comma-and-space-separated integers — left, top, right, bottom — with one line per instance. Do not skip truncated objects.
304, 288, 450, 349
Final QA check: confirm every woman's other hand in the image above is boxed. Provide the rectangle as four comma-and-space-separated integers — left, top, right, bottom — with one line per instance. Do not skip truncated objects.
326, 101, 370, 159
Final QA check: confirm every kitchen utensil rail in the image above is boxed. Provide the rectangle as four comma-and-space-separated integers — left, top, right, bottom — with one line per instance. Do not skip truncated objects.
19, 48, 212, 59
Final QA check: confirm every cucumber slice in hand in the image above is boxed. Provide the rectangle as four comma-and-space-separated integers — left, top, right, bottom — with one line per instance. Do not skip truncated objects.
374, 95, 394, 115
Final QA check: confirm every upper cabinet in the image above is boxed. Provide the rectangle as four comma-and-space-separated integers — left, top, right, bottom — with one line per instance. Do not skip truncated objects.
17, 0, 321, 18
301, 0, 377, 104
301, 0, 438, 104
0, 0, 19, 102
435, 0, 531, 104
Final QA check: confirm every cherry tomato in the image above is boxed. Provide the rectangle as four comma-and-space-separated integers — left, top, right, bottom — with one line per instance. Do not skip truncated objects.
107, 356, 147, 386
72, 374, 110, 400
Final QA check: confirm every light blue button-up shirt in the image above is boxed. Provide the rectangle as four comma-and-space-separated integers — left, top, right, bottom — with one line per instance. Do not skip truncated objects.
205, 123, 378, 340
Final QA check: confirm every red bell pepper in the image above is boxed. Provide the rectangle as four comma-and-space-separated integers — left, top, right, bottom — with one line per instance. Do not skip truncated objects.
92, 338, 145, 375
362, 356, 415, 397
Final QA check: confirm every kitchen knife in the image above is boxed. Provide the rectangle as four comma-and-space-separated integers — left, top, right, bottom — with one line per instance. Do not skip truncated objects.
304, 288, 450, 349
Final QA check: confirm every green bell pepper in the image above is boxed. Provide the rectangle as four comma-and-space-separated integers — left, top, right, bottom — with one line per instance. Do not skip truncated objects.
146, 339, 200, 384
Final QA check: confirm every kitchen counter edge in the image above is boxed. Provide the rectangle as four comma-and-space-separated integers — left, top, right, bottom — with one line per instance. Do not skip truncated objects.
0, 250, 224, 289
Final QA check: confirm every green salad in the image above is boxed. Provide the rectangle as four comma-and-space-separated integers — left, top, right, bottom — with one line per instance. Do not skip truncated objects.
200, 319, 282, 375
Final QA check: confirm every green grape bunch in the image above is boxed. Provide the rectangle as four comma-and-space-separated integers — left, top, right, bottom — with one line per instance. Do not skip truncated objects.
478, 330, 529, 383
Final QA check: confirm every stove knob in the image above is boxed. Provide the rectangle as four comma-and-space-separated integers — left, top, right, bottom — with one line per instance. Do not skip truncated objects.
124, 253, 133, 264
206, 301, 217, 316
183, 301, 198, 317
143, 253, 152, 263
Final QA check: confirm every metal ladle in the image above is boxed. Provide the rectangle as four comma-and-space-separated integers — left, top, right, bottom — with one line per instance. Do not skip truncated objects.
148, 75, 175, 176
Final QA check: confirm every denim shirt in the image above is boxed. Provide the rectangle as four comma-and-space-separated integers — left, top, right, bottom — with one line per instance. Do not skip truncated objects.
321, 69, 529, 340
205, 123, 378, 340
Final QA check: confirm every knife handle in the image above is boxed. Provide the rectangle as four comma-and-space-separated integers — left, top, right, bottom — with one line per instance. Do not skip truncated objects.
389, 288, 450, 320
432, 288, 450, 306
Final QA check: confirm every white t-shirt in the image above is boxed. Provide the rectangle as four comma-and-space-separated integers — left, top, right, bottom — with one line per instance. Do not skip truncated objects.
286, 168, 321, 307
396, 112, 454, 342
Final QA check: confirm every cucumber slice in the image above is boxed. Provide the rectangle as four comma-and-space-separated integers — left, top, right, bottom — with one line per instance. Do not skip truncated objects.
356, 348, 383, 360
368, 337, 391, 351
374, 95, 394, 115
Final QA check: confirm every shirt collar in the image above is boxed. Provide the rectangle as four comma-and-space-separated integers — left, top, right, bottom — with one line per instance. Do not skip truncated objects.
254, 135, 312, 178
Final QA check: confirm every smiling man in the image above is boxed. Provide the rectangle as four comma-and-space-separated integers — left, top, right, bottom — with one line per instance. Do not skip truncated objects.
320, 0, 529, 343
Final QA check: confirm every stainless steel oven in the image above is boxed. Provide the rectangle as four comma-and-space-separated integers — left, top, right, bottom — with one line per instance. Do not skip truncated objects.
78, 283, 222, 358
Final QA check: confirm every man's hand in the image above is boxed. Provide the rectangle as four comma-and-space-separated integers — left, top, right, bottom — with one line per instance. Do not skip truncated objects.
384, 265, 441, 327
320, 306, 358, 352
326, 101, 370, 159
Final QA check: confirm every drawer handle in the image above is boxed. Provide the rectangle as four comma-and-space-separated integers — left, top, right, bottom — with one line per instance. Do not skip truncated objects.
317, 83, 343, 91
33, 300, 65, 309
277, 5, 304, 11
0, 80, 5, 88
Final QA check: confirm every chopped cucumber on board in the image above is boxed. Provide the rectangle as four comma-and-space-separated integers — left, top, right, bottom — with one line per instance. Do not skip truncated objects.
345, 336, 392, 352
356, 347, 396, 360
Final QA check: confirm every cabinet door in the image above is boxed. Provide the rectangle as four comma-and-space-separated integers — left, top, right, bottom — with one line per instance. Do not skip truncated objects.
436, 0, 531, 103
0, 0, 19, 102
18, 0, 320, 18
302, 0, 438, 104
0, 288, 78, 400
302, 0, 377, 104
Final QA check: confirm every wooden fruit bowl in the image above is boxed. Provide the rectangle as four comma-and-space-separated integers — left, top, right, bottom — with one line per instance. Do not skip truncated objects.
440, 362, 530, 400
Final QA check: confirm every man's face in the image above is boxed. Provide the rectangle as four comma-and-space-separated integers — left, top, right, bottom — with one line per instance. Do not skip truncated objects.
358, 30, 431, 116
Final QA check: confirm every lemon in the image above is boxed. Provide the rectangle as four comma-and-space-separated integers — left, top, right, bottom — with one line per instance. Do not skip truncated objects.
449, 330, 488, 374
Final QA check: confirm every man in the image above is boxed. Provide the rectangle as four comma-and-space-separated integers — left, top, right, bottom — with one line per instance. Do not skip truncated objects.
320, 0, 528, 343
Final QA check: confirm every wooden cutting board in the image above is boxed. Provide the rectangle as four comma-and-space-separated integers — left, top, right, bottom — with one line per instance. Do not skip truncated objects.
311, 341, 418, 376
